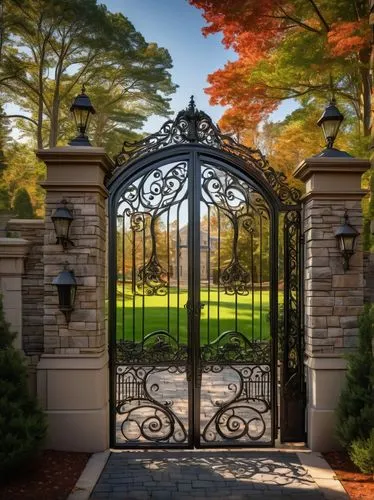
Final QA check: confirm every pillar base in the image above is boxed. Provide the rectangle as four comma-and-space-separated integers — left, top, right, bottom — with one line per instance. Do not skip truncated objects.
306, 356, 347, 452
37, 352, 109, 452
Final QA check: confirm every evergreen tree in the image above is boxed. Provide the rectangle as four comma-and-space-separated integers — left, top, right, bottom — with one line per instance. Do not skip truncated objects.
0, 187, 11, 213
13, 187, 34, 218
0, 295, 47, 479
335, 304, 374, 448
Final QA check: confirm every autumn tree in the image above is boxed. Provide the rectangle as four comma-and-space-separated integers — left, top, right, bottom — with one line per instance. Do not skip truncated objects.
190, 0, 371, 136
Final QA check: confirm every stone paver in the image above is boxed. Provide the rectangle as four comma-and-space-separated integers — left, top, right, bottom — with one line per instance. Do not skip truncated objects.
90, 451, 332, 499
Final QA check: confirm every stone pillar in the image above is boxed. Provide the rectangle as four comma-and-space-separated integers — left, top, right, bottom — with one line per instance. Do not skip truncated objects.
294, 155, 369, 452
36, 147, 113, 452
0, 237, 30, 349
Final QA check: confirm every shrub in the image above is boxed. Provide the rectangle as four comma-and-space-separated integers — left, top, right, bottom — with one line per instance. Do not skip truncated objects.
335, 303, 374, 448
0, 295, 47, 480
13, 187, 34, 218
350, 429, 374, 476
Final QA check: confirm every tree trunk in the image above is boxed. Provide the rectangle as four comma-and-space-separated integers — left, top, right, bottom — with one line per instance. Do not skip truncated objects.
359, 48, 371, 137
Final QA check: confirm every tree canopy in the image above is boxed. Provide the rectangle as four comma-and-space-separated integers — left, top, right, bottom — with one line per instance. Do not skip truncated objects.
190, 0, 371, 137
0, 0, 177, 153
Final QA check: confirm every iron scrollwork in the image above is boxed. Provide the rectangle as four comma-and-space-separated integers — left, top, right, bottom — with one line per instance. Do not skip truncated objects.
114, 97, 301, 206
116, 331, 188, 364
116, 365, 188, 444
118, 162, 188, 296
201, 165, 269, 295
201, 364, 271, 443
200, 331, 270, 364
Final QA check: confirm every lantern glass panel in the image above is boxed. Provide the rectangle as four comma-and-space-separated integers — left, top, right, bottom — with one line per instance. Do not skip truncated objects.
322, 119, 341, 142
57, 285, 72, 311
343, 234, 356, 253
53, 218, 71, 239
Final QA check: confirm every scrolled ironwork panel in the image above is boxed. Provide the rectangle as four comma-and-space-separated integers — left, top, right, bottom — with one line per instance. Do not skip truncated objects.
199, 162, 274, 445
200, 364, 272, 444
115, 364, 188, 445
281, 209, 305, 442
114, 160, 190, 446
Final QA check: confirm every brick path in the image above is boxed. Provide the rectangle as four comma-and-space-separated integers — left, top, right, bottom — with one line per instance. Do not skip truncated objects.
91, 451, 327, 499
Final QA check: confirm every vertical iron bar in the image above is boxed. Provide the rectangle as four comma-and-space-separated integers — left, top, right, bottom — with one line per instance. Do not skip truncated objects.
270, 209, 279, 445
167, 210, 170, 334
189, 151, 201, 447
142, 220, 145, 341
122, 216, 125, 341
217, 208, 221, 338
207, 204, 211, 344
132, 227, 136, 343
251, 230, 254, 342
177, 203, 181, 344
259, 215, 263, 341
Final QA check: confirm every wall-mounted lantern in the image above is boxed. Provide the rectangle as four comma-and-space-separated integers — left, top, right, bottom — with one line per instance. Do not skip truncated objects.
317, 100, 344, 149
69, 84, 96, 146
335, 211, 359, 271
52, 268, 77, 324
51, 200, 74, 250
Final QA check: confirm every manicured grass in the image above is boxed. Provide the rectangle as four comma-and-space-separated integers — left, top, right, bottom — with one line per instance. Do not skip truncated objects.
116, 285, 270, 344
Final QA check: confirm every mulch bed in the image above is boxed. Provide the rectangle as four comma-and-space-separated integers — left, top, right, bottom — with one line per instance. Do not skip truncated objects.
323, 451, 374, 500
0, 450, 90, 500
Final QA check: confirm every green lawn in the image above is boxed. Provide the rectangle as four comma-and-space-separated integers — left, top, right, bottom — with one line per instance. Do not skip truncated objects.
116, 286, 270, 345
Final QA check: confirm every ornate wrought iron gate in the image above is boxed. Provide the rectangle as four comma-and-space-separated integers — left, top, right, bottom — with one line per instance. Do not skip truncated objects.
108, 99, 305, 448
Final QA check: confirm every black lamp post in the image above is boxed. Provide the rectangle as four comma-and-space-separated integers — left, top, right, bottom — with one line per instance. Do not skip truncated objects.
52, 269, 77, 324
317, 100, 344, 149
335, 211, 359, 271
51, 200, 74, 250
69, 84, 96, 146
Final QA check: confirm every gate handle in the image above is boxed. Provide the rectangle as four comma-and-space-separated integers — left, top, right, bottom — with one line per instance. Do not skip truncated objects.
183, 302, 205, 315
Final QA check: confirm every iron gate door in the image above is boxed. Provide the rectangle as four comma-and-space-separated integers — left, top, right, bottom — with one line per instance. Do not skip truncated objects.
109, 100, 304, 448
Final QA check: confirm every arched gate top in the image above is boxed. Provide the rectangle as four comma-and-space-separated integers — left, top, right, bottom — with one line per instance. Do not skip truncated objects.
110, 97, 301, 206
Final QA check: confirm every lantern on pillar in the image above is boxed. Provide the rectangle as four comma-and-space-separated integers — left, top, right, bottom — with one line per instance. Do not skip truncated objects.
51, 200, 74, 250
52, 268, 77, 323
317, 100, 344, 149
69, 84, 96, 146
335, 211, 359, 271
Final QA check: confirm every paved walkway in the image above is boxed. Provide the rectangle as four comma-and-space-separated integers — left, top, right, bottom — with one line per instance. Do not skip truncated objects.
90, 450, 342, 500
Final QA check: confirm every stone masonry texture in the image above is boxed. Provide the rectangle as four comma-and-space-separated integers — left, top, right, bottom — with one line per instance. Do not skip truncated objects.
304, 198, 365, 356
7, 219, 45, 355
43, 191, 107, 354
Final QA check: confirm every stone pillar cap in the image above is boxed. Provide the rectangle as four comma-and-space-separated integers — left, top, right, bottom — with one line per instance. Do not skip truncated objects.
0, 237, 31, 257
37, 146, 114, 173
294, 156, 369, 182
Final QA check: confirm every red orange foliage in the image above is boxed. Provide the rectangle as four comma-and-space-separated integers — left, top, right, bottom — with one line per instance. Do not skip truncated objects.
190, 0, 371, 134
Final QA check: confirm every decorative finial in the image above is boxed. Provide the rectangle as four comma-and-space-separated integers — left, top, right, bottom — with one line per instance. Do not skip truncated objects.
188, 95, 196, 112
81, 83, 86, 94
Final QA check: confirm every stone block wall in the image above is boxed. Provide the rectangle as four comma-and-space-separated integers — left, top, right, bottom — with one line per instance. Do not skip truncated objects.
7, 219, 45, 355
304, 198, 364, 356
43, 191, 107, 354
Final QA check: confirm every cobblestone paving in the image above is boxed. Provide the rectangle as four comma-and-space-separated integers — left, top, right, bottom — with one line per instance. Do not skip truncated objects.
91, 451, 326, 499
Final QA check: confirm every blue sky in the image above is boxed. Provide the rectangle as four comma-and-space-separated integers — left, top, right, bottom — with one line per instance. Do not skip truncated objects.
104, 0, 298, 133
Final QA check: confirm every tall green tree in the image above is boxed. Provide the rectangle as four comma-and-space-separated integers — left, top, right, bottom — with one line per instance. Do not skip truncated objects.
0, 0, 176, 151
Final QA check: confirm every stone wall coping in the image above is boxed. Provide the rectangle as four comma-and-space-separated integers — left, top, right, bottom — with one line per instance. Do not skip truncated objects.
305, 355, 348, 370
7, 218, 45, 227
37, 146, 114, 173
294, 156, 369, 182
0, 237, 31, 257
38, 352, 108, 370
39, 181, 109, 197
